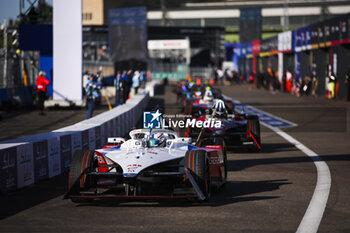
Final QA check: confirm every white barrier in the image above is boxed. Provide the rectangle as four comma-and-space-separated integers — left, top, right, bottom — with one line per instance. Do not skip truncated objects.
0, 80, 159, 193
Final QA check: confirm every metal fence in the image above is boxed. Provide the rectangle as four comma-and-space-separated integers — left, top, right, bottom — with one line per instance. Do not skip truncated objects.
190, 66, 213, 80
0, 50, 39, 88
83, 60, 115, 77
149, 60, 213, 81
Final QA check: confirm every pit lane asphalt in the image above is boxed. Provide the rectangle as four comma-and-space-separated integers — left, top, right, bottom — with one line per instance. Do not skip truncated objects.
0, 84, 349, 233
0, 102, 114, 142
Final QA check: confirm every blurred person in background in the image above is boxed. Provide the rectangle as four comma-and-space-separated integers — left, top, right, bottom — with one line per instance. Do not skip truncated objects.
125, 70, 133, 101
285, 69, 293, 93
326, 64, 337, 99
274, 70, 280, 91
300, 74, 312, 96
216, 68, 224, 85
196, 77, 202, 86
175, 81, 183, 104
82, 71, 89, 94
132, 70, 141, 94
239, 70, 246, 84
36, 71, 50, 115
271, 70, 279, 93
140, 70, 146, 88
266, 67, 273, 90
311, 70, 318, 96
345, 69, 350, 101
224, 68, 233, 84
96, 69, 103, 86
115, 72, 122, 106
282, 70, 287, 92
257, 71, 264, 89
85, 73, 101, 119
248, 72, 255, 90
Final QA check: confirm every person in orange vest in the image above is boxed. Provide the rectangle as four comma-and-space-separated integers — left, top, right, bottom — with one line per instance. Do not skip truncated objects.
36, 71, 50, 115
209, 77, 215, 85
196, 77, 201, 86
186, 73, 192, 82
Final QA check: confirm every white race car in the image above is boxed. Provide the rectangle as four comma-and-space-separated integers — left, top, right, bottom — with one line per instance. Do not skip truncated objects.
64, 129, 227, 203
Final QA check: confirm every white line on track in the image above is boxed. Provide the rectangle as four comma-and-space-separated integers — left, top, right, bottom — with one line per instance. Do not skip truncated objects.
262, 119, 332, 233
224, 95, 331, 233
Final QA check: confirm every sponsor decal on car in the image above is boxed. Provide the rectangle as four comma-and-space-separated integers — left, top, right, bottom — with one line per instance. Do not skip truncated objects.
208, 157, 221, 165
127, 164, 142, 168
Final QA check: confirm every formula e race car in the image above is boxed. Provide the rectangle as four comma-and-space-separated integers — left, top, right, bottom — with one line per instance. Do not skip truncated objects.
190, 89, 234, 113
64, 129, 227, 203
188, 99, 261, 152
178, 81, 224, 115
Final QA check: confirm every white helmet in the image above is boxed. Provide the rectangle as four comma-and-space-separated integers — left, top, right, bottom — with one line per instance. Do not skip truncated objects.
203, 90, 214, 103
213, 100, 228, 119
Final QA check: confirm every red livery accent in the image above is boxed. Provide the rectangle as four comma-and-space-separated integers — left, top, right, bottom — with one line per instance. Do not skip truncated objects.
204, 145, 222, 150
331, 40, 340, 46
248, 130, 261, 150
103, 144, 120, 149
96, 151, 109, 172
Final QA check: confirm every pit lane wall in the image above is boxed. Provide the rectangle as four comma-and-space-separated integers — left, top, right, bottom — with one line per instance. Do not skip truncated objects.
0, 80, 159, 193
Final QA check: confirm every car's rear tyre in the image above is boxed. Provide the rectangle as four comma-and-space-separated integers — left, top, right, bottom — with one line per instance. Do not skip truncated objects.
69, 150, 95, 203
185, 150, 211, 201
198, 137, 227, 180
247, 115, 261, 152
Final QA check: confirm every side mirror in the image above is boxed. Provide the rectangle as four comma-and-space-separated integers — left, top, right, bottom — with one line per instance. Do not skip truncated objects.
175, 137, 192, 144
107, 137, 125, 144
205, 109, 212, 115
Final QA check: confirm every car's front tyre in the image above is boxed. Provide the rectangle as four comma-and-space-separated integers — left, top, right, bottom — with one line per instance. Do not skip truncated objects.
68, 150, 95, 203
185, 150, 211, 201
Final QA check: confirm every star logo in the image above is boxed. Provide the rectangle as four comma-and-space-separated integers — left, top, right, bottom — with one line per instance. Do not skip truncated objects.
143, 110, 162, 129
150, 110, 162, 122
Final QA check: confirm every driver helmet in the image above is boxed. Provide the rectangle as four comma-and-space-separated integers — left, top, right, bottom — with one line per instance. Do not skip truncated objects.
203, 90, 214, 103
213, 100, 227, 119
148, 138, 160, 147
195, 91, 202, 98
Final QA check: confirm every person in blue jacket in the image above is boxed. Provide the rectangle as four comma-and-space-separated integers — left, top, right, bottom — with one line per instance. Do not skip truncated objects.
140, 71, 146, 88
85, 74, 101, 119
114, 72, 122, 106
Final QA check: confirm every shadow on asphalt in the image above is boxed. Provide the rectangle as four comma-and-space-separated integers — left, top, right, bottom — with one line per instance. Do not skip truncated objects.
227, 153, 350, 172
1, 154, 348, 218
210, 179, 290, 207
261, 143, 298, 153
229, 143, 298, 154
0, 172, 69, 220
3, 111, 83, 141
73, 179, 289, 208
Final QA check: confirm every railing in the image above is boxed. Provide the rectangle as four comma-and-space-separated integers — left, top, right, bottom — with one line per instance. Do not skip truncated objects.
83, 60, 115, 77
0, 50, 39, 88
0, 80, 160, 193
149, 61, 213, 81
